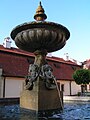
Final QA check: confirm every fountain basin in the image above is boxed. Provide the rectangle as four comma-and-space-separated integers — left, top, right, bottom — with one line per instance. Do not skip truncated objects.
11, 21, 70, 52
1, 101, 90, 120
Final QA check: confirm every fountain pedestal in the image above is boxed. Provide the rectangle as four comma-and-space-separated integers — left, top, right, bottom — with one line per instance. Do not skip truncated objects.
20, 78, 62, 111
20, 50, 63, 113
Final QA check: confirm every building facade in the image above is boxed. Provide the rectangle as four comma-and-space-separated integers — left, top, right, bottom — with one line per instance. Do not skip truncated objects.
0, 44, 83, 98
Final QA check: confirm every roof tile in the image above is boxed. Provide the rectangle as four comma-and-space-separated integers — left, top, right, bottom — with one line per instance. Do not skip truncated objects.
0, 45, 82, 79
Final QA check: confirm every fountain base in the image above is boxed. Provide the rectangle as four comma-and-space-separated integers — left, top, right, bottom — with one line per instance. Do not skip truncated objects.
20, 77, 63, 117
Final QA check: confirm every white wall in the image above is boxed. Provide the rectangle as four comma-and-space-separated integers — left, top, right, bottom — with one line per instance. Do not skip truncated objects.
58, 80, 70, 96
5, 77, 24, 98
63, 81, 70, 96
58, 80, 81, 96
0, 77, 4, 98
71, 81, 81, 95
0, 69, 4, 98
4, 77, 82, 97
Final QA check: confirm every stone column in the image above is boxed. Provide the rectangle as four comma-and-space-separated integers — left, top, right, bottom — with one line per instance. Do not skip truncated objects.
34, 50, 47, 66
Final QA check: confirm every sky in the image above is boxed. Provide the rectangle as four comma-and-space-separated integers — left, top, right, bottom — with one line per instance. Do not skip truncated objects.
0, 0, 90, 62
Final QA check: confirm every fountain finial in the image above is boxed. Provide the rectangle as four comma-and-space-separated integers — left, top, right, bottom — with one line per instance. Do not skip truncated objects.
34, 1, 47, 21
40, 1, 41, 6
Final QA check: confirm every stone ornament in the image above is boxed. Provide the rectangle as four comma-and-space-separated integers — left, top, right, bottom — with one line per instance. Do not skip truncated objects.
40, 64, 56, 89
24, 64, 56, 90
24, 64, 39, 90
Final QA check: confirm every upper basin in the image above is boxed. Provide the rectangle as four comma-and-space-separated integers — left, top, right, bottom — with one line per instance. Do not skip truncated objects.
10, 21, 70, 53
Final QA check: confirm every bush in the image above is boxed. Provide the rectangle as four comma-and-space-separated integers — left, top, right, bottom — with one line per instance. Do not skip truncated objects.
73, 69, 90, 85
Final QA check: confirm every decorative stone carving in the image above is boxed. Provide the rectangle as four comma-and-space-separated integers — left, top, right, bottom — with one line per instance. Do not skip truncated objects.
24, 64, 39, 90
24, 63, 56, 90
40, 64, 56, 89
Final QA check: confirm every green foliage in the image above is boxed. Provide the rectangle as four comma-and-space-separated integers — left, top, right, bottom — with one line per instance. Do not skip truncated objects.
73, 69, 90, 85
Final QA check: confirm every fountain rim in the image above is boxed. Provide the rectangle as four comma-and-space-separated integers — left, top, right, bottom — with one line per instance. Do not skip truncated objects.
10, 21, 70, 41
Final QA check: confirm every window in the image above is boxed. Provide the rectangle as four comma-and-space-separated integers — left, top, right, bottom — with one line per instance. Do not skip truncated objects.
53, 63, 60, 68
71, 66, 76, 71
61, 84, 64, 91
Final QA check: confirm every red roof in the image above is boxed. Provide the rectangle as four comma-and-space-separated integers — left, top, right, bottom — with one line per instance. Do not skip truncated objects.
0, 45, 82, 80
83, 59, 90, 69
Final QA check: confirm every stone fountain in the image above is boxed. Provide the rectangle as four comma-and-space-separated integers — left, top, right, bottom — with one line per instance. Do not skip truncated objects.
10, 2, 70, 118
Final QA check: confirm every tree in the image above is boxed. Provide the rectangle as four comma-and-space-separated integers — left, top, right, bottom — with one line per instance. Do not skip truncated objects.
73, 69, 90, 94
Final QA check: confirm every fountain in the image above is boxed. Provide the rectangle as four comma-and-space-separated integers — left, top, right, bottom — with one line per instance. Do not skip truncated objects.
10, 1, 70, 119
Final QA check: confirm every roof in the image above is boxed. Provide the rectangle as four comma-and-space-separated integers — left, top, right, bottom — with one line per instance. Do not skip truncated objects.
83, 59, 90, 69
0, 44, 34, 57
0, 45, 82, 80
0, 45, 78, 65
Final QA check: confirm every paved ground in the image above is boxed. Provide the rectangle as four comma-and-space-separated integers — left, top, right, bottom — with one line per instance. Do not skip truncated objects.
64, 96, 90, 102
